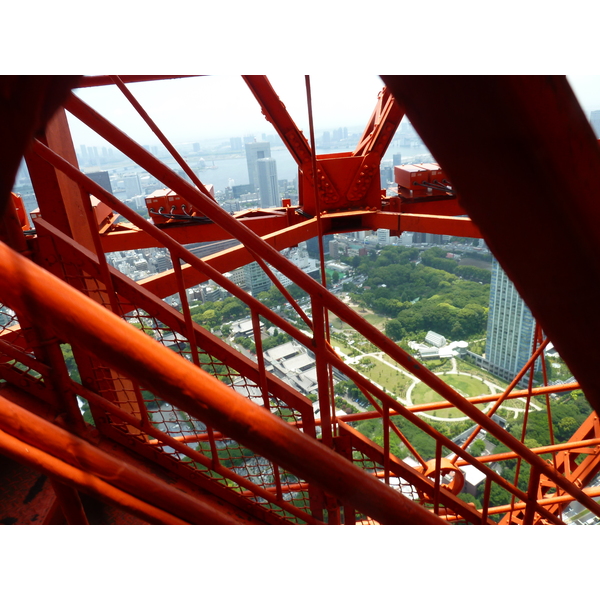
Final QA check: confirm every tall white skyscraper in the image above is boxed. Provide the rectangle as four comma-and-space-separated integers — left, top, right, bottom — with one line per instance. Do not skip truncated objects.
256, 158, 279, 208
485, 257, 539, 383
245, 141, 271, 191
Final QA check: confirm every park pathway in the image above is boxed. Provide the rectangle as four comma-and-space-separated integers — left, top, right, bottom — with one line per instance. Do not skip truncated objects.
333, 344, 542, 422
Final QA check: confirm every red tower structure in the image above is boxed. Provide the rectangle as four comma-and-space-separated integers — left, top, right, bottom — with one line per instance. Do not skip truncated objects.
0, 75, 599, 525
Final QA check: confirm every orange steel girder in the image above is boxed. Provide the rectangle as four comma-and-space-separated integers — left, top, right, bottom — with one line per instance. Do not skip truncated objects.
24, 88, 482, 520
34, 216, 315, 421
26, 108, 146, 434
347, 86, 404, 203
34, 86, 600, 524
244, 76, 403, 215
3, 75, 600, 524
0, 238, 444, 525
499, 412, 600, 524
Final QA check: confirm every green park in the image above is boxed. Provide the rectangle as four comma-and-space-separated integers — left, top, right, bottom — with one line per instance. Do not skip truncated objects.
410, 373, 492, 418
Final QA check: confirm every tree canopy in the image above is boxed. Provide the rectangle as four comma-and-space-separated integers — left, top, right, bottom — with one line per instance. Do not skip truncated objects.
348, 246, 490, 341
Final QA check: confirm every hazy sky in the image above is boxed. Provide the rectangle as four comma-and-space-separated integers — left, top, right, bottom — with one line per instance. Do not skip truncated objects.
66, 75, 600, 149
67, 75, 387, 148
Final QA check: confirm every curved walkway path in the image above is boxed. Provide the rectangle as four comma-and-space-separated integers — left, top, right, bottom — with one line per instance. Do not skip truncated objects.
333, 345, 542, 423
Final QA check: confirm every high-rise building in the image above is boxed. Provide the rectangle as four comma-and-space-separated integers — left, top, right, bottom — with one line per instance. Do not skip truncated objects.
123, 174, 142, 199
155, 253, 173, 273
256, 157, 279, 208
591, 110, 600, 137
232, 184, 253, 198
426, 233, 443, 244
377, 229, 390, 246
230, 137, 242, 152
306, 235, 334, 256
224, 267, 246, 289
485, 257, 539, 383
243, 261, 271, 296
329, 239, 340, 258
245, 142, 271, 191
393, 153, 402, 166
86, 170, 113, 194
221, 199, 241, 213
380, 161, 393, 188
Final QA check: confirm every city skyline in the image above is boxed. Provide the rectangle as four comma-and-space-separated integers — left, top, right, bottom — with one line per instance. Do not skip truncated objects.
65, 75, 600, 152
67, 75, 386, 148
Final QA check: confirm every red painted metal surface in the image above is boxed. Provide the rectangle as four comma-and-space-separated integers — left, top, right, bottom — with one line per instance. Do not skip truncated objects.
0, 238, 444, 525
2, 75, 600, 525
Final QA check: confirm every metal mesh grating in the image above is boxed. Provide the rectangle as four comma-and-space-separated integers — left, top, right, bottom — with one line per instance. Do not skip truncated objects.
0, 303, 45, 384
50, 254, 319, 521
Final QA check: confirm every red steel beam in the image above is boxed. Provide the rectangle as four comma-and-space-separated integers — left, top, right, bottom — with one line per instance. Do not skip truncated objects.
381, 75, 600, 416
111, 75, 215, 202
522, 413, 600, 521
324, 343, 600, 521
28, 147, 316, 348
100, 208, 478, 256
0, 76, 80, 215
354, 86, 403, 157
242, 75, 341, 211
45, 95, 600, 517
40, 217, 315, 421
360, 212, 481, 238
326, 381, 581, 427
454, 437, 600, 467
100, 210, 299, 253
442, 486, 600, 522
0, 391, 243, 524
0, 427, 189, 525
0, 239, 443, 525
107, 217, 317, 298
242, 75, 313, 169
108, 222, 316, 308
337, 420, 490, 525
347, 87, 403, 204
0, 325, 25, 346
67, 379, 320, 525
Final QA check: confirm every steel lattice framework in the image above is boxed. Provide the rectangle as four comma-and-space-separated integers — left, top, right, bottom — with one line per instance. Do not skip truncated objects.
0, 74, 599, 525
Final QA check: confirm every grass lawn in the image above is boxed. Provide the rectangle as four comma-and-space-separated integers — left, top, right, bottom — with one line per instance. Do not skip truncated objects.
368, 357, 412, 397
353, 356, 412, 397
329, 315, 352, 330
455, 359, 510, 388
363, 312, 386, 326
412, 373, 492, 419
331, 338, 359, 357
330, 308, 387, 329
